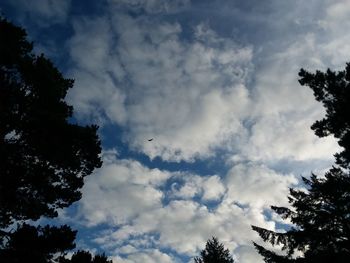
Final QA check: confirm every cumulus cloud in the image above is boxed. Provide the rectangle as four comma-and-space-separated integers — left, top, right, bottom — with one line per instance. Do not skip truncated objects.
240, 112, 339, 162
234, 14, 341, 164
322, 0, 350, 31
7, 0, 71, 24
112, 249, 175, 263
314, 0, 350, 68
76, 153, 170, 226
22, 0, 350, 262
234, 245, 263, 263
169, 173, 225, 201
69, 154, 301, 262
66, 0, 344, 165
67, 17, 127, 125
96, 197, 266, 256
108, 0, 190, 14
68, 13, 253, 161
225, 163, 298, 208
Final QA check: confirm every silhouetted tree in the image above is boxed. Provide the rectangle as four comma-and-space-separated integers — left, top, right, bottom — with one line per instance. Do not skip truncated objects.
58, 250, 113, 263
299, 65, 350, 168
252, 64, 350, 262
194, 237, 234, 263
0, 17, 109, 262
0, 223, 76, 263
0, 17, 102, 228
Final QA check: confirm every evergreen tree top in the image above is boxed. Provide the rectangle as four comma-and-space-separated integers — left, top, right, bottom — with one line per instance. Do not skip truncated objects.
252, 63, 350, 263
195, 237, 235, 263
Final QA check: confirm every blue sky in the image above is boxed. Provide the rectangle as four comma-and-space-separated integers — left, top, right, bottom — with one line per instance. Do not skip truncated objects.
1, 0, 349, 262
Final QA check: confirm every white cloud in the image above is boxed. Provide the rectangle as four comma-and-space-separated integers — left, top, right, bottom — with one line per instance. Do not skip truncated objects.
169, 174, 225, 201
114, 17, 253, 162
107, 197, 271, 258
112, 249, 175, 263
59, 0, 350, 262
314, 1, 350, 68
7, 0, 71, 24
201, 175, 226, 201
70, 156, 301, 262
69, 17, 112, 73
234, 245, 263, 263
241, 113, 339, 162
67, 17, 127, 124
76, 154, 170, 226
226, 163, 298, 208
66, 2, 343, 164
234, 28, 341, 164
68, 14, 253, 161
108, 0, 190, 14
324, 0, 350, 24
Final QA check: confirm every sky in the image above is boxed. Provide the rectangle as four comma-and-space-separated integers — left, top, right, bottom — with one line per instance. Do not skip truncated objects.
1, 0, 349, 262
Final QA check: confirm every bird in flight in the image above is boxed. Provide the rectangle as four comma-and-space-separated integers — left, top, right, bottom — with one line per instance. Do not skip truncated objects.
148, 138, 153, 141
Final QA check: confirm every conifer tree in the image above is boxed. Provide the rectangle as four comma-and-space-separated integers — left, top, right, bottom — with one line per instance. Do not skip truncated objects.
0, 17, 102, 228
0, 17, 109, 263
252, 64, 350, 262
194, 237, 234, 263
58, 250, 113, 263
0, 224, 76, 263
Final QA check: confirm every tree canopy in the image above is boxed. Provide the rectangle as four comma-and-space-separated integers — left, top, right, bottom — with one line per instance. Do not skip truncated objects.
58, 250, 113, 263
0, 223, 76, 263
0, 17, 102, 227
0, 17, 107, 263
252, 64, 350, 263
299, 65, 350, 169
194, 237, 235, 263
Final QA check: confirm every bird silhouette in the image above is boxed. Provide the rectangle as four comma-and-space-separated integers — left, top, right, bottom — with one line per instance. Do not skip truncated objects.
148, 138, 153, 141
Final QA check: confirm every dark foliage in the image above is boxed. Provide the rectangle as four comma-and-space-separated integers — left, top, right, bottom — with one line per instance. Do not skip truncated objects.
58, 250, 113, 263
0, 17, 102, 228
252, 64, 350, 262
0, 17, 111, 263
0, 223, 76, 263
252, 168, 350, 263
299, 65, 350, 168
194, 237, 234, 263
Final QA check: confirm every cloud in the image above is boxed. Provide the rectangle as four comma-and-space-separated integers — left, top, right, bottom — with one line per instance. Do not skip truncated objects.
38, 1, 350, 262
116, 20, 253, 162
314, 1, 350, 68
108, 0, 190, 14
68, 13, 253, 161
76, 153, 170, 226
233, 21, 341, 164
234, 245, 263, 263
201, 175, 226, 201
66, 1, 343, 164
240, 113, 339, 163
6, 0, 71, 24
67, 16, 127, 125
89, 196, 269, 260
69, 154, 301, 262
169, 174, 225, 201
112, 249, 175, 263
323, 0, 350, 28
225, 163, 298, 208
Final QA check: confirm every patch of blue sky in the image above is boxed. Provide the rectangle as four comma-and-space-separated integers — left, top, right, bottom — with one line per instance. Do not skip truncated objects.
101, 121, 233, 176
262, 209, 293, 233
